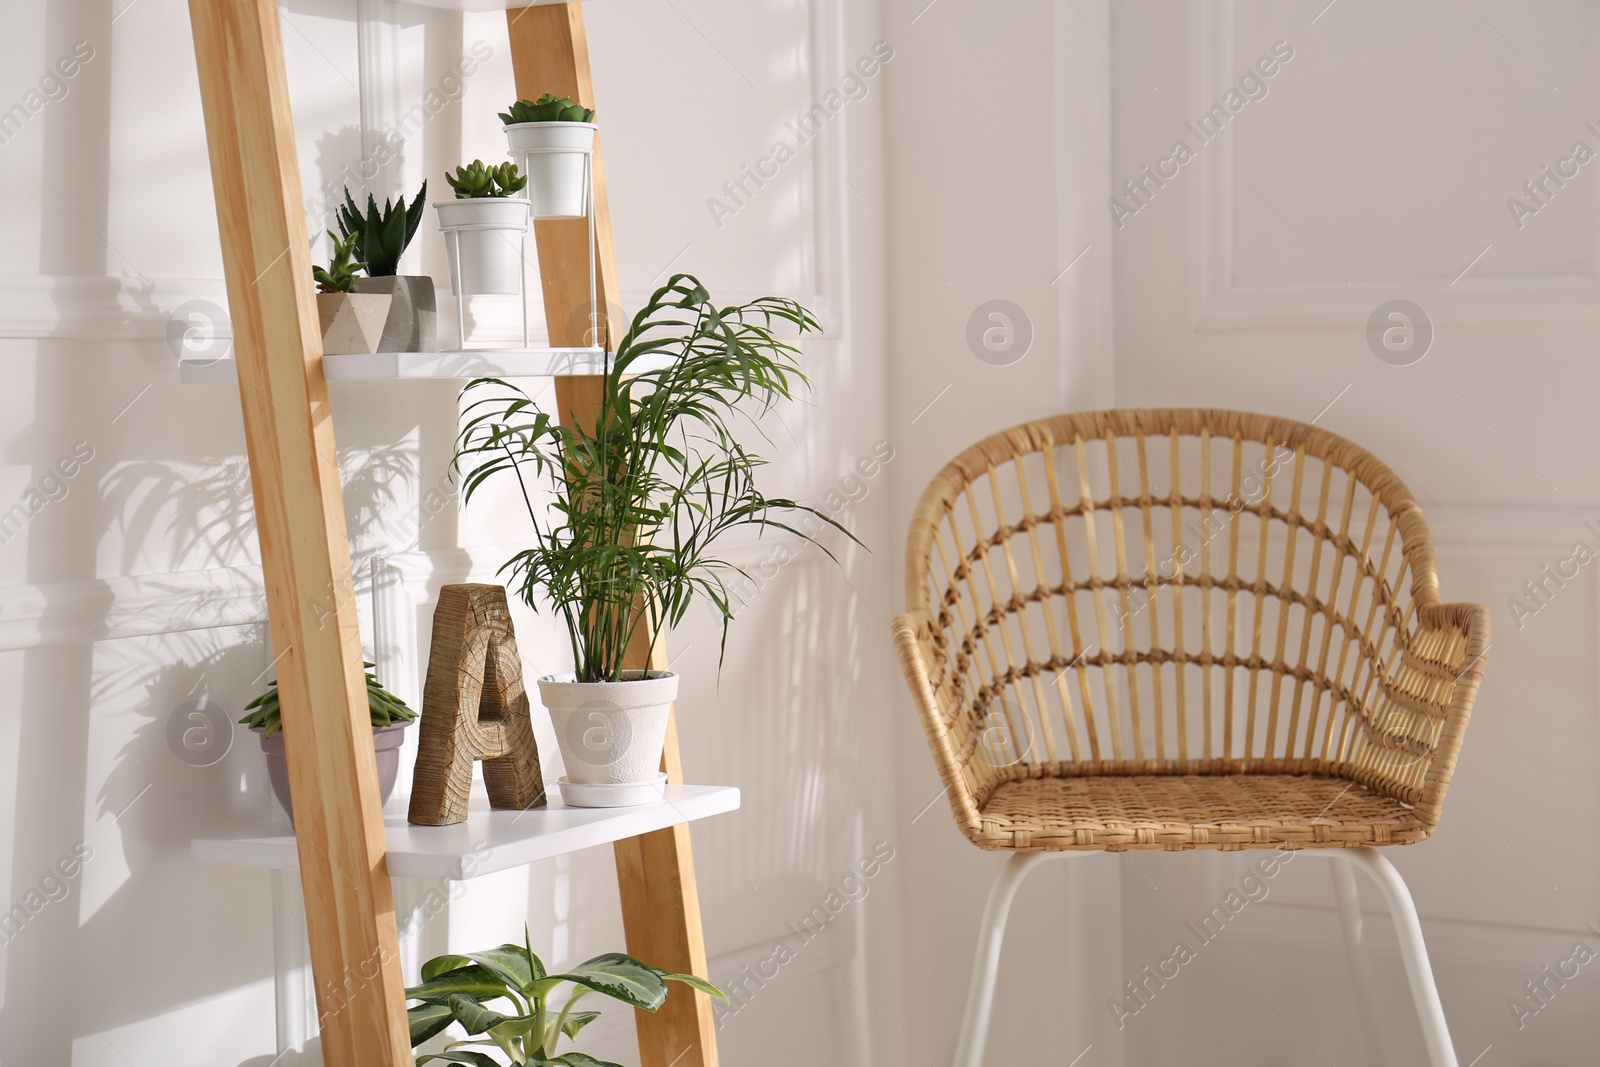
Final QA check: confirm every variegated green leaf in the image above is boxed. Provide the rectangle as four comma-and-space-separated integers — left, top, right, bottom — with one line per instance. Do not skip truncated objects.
406, 964, 513, 1004
664, 973, 728, 1001
407, 1002, 455, 1047
539, 954, 668, 1011
448, 993, 510, 1036
551, 1053, 626, 1067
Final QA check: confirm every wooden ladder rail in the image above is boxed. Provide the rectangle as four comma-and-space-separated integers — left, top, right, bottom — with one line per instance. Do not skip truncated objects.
507, 7, 720, 1066
187, 0, 411, 1064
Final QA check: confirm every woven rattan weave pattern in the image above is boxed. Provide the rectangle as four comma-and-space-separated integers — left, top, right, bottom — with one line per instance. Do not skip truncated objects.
893, 410, 1489, 852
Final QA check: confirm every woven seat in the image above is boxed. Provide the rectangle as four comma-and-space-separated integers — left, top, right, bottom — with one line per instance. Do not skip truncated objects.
974, 773, 1424, 852
893, 410, 1490, 852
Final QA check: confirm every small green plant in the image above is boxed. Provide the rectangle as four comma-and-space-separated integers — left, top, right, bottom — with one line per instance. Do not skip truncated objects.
239, 663, 417, 737
408, 930, 724, 1066
500, 93, 595, 125
312, 230, 365, 294
447, 160, 529, 200
336, 182, 428, 277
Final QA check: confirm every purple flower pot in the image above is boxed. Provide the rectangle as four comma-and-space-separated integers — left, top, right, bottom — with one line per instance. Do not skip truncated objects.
253, 722, 411, 822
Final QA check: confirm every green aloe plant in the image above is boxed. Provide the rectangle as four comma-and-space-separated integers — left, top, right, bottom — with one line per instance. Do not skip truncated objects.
447, 160, 529, 200
336, 182, 428, 277
239, 663, 416, 737
500, 93, 596, 125
408, 931, 724, 1066
312, 230, 365, 294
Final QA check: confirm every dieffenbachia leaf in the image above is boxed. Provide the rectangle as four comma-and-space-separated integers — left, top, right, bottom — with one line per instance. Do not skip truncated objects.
416, 1051, 502, 1067
448, 993, 510, 1036
664, 972, 729, 1001
406, 964, 513, 1004
538, 953, 669, 1011
420, 954, 475, 982
462, 943, 543, 994
551, 1054, 627, 1067
407, 1001, 455, 1046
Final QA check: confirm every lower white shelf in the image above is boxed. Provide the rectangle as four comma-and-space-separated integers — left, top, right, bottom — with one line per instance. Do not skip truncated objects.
191, 784, 740, 881
178, 346, 670, 384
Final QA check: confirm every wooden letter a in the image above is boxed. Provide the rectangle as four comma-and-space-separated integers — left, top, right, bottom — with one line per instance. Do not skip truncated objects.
408, 584, 546, 825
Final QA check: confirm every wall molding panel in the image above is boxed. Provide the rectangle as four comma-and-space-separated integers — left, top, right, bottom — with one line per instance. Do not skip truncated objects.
1189, 0, 1600, 331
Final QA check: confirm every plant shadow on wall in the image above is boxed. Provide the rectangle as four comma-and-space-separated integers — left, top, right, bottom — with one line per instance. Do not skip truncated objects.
691, 438, 894, 941
31, 404, 436, 1065
97, 433, 420, 576
0, 624, 285, 1061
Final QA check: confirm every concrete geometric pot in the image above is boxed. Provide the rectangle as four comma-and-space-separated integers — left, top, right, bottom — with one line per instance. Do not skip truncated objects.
316, 291, 392, 355
354, 275, 437, 352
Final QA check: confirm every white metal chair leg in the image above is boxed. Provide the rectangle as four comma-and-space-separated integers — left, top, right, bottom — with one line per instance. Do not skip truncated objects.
1346, 849, 1459, 1067
1331, 856, 1390, 1067
954, 852, 1058, 1067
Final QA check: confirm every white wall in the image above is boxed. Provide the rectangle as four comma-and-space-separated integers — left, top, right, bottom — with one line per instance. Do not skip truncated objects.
1105, 1, 1600, 1064
882, 1, 1126, 1065
0, 0, 899, 1063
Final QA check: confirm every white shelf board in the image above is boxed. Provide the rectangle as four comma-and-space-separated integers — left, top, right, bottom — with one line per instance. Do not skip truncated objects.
400, 0, 583, 9
192, 785, 738, 880
179, 346, 655, 384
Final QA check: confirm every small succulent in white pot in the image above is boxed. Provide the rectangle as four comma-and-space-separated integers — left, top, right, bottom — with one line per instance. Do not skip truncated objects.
455, 275, 855, 806
435, 161, 531, 297
500, 93, 597, 219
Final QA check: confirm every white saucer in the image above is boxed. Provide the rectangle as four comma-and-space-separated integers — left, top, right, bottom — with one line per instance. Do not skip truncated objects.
558, 772, 669, 808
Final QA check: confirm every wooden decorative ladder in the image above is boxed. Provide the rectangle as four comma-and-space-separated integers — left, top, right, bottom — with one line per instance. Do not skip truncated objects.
185, 2, 721, 1064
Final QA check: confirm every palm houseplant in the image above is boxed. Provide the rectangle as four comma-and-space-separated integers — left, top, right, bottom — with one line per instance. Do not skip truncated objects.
500, 93, 597, 220
407, 931, 725, 1066
240, 663, 417, 819
456, 274, 852, 806
436, 160, 531, 297
338, 182, 435, 352
313, 230, 391, 356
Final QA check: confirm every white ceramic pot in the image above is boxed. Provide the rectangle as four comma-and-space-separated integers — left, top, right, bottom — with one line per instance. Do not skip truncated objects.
316, 292, 392, 355
537, 671, 676, 798
435, 198, 531, 296
504, 121, 596, 219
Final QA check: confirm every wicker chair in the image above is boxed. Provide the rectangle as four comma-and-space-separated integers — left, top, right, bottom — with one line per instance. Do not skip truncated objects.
892, 410, 1489, 1067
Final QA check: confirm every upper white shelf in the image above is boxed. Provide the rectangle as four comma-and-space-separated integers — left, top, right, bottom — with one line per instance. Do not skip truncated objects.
191, 784, 739, 880
178, 346, 648, 384
401, 0, 584, 9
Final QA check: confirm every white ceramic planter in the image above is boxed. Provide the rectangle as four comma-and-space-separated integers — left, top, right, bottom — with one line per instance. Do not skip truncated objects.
435, 198, 531, 296
537, 670, 676, 803
316, 291, 392, 355
504, 121, 596, 219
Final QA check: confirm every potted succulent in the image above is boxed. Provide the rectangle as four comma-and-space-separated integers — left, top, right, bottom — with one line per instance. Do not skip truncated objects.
408, 929, 725, 1066
313, 231, 392, 355
436, 161, 531, 297
339, 182, 436, 352
500, 94, 596, 220
240, 663, 418, 819
455, 274, 853, 806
